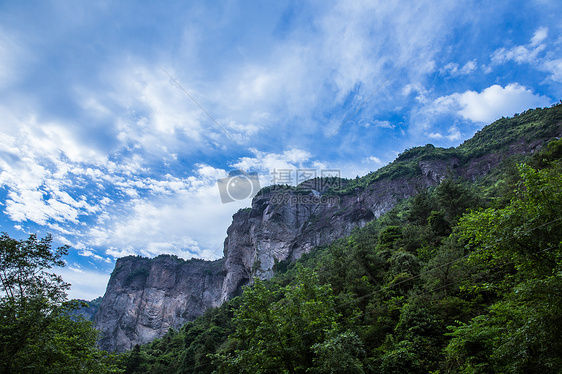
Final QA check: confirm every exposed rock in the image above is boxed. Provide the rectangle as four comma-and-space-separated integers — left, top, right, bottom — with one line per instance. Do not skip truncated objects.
418, 158, 460, 183
219, 125, 562, 301
94, 147, 537, 351
95, 151, 541, 351
95, 106, 562, 351
71, 297, 102, 321
94, 255, 224, 352
220, 171, 449, 302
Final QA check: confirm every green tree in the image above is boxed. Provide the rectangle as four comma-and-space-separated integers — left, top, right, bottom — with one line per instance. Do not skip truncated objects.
531, 138, 562, 168
428, 210, 450, 237
435, 178, 478, 223
310, 331, 366, 374
459, 164, 562, 279
376, 226, 403, 252
407, 188, 437, 225
0, 233, 121, 374
378, 339, 424, 374
446, 165, 562, 373
214, 266, 343, 373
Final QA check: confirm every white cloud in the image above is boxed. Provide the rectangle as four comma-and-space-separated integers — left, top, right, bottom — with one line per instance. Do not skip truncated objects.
492, 27, 548, 64
542, 58, 562, 82
232, 148, 312, 175
139, 0, 462, 145
56, 266, 111, 300
365, 120, 394, 129
0, 100, 238, 262
0, 93, 260, 263
460, 60, 477, 75
531, 27, 549, 46
104, 247, 139, 259
431, 83, 551, 123
106, 65, 209, 149
365, 156, 383, 165
0, 28, 28, 89
333, 157, 388, 179
68, 266, 83, 273
318, 1, 455, 91
428, 126, 461, 141
78, 248, 107, 262
492, 44, 546, 65
230, 149, 388, 182
0, 103, 123, 230
80, 164, 246, 261
491, 27, 562, 82
441, 60, 478, 76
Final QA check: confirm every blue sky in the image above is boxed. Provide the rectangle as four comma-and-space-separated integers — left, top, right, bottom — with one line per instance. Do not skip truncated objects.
0, 0, 561, 299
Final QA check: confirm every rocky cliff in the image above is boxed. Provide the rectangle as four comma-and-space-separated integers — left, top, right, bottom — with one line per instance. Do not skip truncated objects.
95, 105, 562, 352
72, 297, 102, 321
94, 255, 225, 352
219, 171, 446, 302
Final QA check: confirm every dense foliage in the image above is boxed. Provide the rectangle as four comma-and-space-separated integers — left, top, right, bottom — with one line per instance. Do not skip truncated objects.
0, 233, 122, 373
332, 104, 562, 195
4, 105, 561, 373
119, 105, 562, 373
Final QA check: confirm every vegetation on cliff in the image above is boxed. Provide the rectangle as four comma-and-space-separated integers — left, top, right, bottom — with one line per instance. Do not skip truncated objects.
2, 104, 561, 373
117, 105, 562, 373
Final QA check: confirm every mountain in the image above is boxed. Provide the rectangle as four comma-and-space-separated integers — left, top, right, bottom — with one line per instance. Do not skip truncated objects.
71, 297, 102, 321
94, 255, 225, 352
94, 104, 562, 352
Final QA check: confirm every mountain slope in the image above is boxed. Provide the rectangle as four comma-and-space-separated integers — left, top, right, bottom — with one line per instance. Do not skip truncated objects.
94, 104, 562, 352
94, 255, 225, 352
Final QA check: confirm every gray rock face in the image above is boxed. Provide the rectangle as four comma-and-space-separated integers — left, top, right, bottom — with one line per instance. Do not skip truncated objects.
93, 152, 515, 351
72, 297, 102, 321
218, 131, 562, 301
94, 256, 224, 352
96, 116, 561, 351
220, 164, 455, 302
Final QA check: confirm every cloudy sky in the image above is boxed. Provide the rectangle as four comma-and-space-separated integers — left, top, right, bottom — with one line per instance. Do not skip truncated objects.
1, 1, 561, 299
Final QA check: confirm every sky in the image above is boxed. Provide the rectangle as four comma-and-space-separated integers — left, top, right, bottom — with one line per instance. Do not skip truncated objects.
0, 0, 561, 300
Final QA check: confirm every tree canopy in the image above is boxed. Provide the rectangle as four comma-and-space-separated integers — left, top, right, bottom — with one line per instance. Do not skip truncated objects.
118, 154, 562, 373
0, 233, 122, 374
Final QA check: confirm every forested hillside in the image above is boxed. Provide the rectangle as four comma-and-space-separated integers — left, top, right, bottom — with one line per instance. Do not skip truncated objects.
2, 105, 560, 373
117, 104, 562, 373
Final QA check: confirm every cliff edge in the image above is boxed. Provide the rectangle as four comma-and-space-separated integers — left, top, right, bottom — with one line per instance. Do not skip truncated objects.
95, 105, 562, 351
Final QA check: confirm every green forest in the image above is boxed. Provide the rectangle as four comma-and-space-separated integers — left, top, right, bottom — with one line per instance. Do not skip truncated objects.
1, 104, 562, 373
